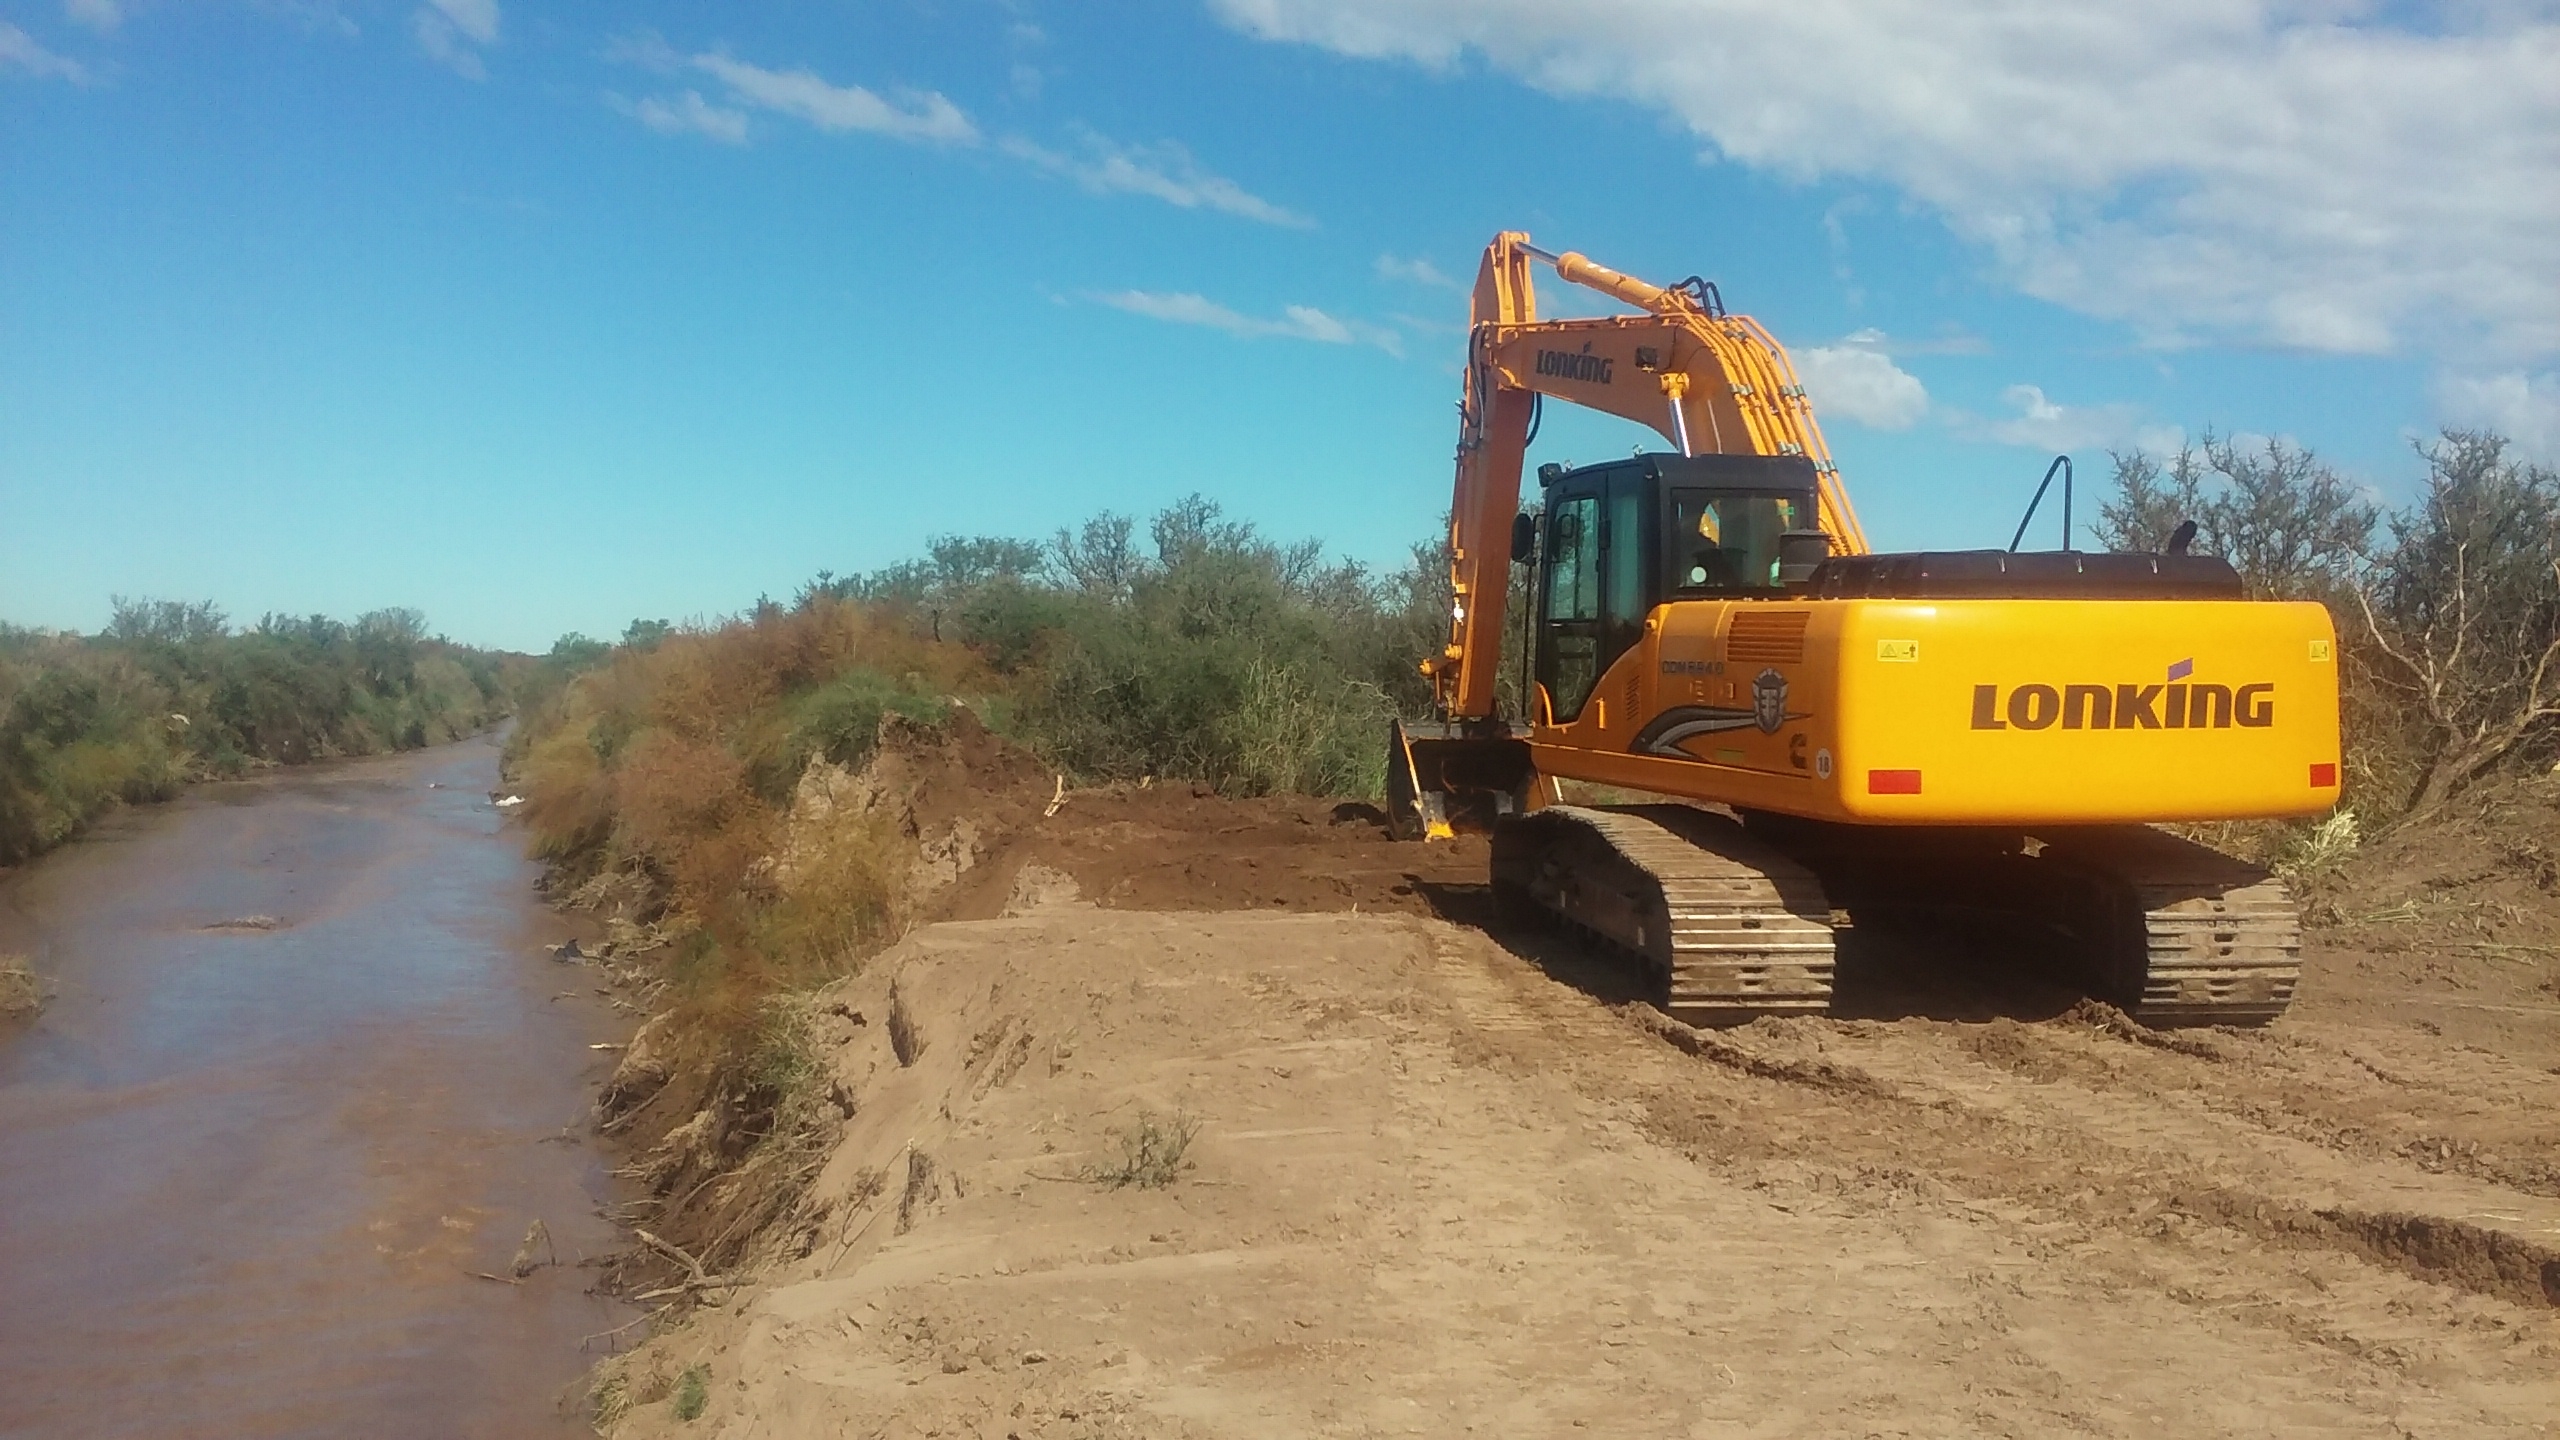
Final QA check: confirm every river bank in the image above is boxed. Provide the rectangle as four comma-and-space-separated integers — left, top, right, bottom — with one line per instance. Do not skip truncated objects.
0, 734, 635, 1438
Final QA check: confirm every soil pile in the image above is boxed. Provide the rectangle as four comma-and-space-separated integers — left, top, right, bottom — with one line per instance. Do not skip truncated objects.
2297, 769, 2560, 1056
821, 705, 1490, 926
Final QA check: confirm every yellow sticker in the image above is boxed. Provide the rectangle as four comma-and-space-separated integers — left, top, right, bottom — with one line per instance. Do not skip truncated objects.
1876, 639, 1920, 662
2309, 639, 2333, 662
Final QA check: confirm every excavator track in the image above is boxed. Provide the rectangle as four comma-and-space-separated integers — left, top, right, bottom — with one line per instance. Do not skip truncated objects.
1491, 805, 1835, 1025
1742, 816, 2303, 1027
2035, 825, 2302, 1026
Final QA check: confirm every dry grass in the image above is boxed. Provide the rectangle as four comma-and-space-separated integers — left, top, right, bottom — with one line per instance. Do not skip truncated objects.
0, 954, 44, 1019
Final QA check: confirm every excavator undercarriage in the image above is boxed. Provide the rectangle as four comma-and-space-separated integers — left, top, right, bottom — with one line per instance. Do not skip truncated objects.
1490, 806, 2300, 1027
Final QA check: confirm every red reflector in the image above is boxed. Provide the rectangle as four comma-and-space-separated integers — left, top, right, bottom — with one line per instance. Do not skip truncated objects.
2310, 762, 2338, 787
1868, 769, 1922, 795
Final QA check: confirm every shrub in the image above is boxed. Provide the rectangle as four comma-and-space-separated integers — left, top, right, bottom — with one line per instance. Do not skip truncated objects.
2345, 432, 2560, 812
1086, 1110, 1202, 1190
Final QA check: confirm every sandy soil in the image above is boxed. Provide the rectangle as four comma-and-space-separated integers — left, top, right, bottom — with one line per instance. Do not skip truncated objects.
587, 742, 2560, 1438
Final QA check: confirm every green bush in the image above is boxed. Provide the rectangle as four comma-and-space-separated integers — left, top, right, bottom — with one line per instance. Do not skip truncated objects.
0, 603, 515, 865
904, 494, 1438, 800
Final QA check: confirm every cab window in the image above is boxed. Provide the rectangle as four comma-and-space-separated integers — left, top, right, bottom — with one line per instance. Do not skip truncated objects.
1545, 497, 1600, 622
1669, 489, 1809, 594
1540, 494, 1602, 721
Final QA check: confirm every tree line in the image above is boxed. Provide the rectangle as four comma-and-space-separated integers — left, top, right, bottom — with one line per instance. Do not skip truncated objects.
0, 601, 519, 864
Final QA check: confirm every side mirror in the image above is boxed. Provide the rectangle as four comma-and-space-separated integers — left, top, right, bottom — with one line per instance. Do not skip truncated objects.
1777, 530, 1831, 588
1510, 511, 1537, 563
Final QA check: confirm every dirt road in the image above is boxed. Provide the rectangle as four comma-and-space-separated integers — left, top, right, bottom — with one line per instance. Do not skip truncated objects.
592, 763, 2560, 1437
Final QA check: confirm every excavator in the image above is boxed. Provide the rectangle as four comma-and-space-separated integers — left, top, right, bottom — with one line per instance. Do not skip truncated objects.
1387, 232, 2342, 1027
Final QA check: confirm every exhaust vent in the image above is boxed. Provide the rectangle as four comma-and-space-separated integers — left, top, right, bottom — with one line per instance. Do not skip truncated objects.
1726, 610, 1810, 666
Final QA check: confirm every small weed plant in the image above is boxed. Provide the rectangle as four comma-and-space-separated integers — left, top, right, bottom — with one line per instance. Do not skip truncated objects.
1087, 1109, 1202, 1190
673, 1363, 710, 1422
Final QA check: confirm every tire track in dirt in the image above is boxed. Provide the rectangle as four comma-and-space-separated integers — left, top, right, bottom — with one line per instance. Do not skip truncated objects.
1566, 995, 2560, 1379
1417, 922, 2560, 1433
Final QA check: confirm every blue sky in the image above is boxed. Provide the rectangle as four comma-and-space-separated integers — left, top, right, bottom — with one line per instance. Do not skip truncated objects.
4, 1, 2553, 650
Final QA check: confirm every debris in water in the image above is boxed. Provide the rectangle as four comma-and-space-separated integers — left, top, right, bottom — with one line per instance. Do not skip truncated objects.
509, 1219, 557, 1278
492, 794, 526, 808
202, 915, 283, 932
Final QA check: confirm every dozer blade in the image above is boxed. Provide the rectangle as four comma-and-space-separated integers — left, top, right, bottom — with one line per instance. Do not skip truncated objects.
1384, 719, 1538, 842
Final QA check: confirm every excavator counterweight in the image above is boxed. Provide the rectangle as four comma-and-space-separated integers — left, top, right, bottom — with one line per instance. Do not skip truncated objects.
1394, 232, 2339, 1027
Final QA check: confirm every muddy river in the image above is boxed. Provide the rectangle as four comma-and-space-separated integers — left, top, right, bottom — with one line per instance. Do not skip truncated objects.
0, 735, 630, 1438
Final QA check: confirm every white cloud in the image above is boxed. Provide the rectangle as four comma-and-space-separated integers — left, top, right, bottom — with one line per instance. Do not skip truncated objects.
1002, 131, 1309, 226
611, 90, 749, 146
1976, 384, 2176, 454
607, 35, 1291, 230
255, 1, 360, 39
1376, 253, 1460, 289
602, 29, 681, 73
1794, 343, 1928, 431
1839, 324, 1990, 358
1211, 1, 2560, 367
412, 0, 496, 79
2436, 370, 2560, 463
1, 21, 87, 81
1094, 290, 1401, 353
424, 0, 495, 44
64, 0, 120, 34
691, 52, 976, 144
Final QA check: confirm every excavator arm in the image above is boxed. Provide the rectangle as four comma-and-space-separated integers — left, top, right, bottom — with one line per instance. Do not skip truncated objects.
1430, 233, 1871, 723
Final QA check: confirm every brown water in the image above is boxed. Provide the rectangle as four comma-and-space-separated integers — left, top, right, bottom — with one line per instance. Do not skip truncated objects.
0, 735, 631, 1438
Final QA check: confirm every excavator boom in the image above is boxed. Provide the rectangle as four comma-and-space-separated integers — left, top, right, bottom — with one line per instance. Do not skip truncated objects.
1433, 233, 1868, 722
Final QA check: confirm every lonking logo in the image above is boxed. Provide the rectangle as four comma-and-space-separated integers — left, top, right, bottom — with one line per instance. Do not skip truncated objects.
1535, 344, 1613, 385
1971, 658, 2273, 731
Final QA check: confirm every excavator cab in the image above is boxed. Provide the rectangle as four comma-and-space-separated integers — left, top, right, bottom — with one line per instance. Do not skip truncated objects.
1533, 453, 1824, 724
1386, 451, 1826, 840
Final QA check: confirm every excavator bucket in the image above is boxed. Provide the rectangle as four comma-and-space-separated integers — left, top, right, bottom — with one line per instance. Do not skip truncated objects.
1384, 719, 1541, 841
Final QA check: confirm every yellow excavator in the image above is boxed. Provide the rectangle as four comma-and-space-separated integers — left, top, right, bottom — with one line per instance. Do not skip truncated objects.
1388, 232, 2342, 1027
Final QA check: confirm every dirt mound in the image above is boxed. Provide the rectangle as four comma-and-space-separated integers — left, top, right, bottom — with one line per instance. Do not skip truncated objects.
2322, 769, 2560, 916
2291, 770, 2560, 1055
835, 707, 1489, 927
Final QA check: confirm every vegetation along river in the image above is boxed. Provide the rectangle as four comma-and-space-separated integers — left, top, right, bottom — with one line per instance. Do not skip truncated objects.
0, 733, 629, 1437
